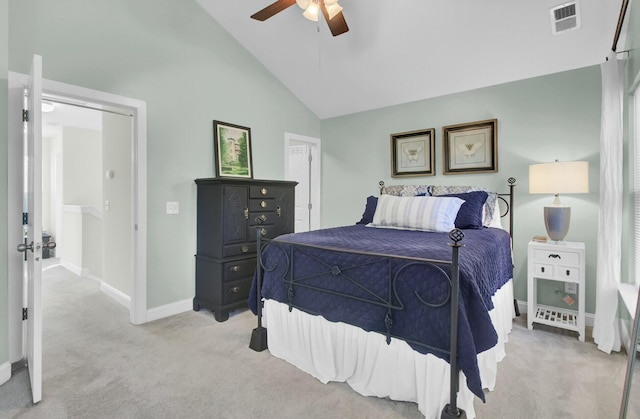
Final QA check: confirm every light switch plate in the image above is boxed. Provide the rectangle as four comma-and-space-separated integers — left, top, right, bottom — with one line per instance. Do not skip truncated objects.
166, 201, 179, 215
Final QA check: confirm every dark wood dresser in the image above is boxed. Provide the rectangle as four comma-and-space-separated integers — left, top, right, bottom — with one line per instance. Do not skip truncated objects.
193, 178, 296, 321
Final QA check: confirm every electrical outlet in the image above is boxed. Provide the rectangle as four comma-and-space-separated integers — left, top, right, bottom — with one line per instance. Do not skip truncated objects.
565, 282, 577, 294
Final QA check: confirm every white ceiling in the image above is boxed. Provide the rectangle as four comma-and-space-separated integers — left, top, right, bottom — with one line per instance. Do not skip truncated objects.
197, 0, 621, 119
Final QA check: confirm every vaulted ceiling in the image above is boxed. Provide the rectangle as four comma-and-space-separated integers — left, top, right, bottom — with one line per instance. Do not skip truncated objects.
199, 0, 620, 119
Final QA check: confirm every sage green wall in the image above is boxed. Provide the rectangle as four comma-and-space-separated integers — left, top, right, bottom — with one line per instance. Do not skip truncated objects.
8, 0, 321, 309
321, 67, 602, 313
1, 0, 9, 366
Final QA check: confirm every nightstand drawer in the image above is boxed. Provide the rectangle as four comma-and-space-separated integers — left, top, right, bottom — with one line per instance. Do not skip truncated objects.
557, 265, 580, 282
531, 263, 555, 279
531, 248, 581, 266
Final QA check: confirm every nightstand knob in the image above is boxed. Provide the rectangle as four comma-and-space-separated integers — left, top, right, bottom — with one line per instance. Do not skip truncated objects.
541, 267, 545, 273
230, 265, 240, 272
261, 187, 268, 196
260, 228, 267, 236
241, 245, 249, 253
230, 286, 240, 293
260, 201, 267, 208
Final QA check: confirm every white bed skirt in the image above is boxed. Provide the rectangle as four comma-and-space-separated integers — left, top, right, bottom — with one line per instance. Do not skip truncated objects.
263, 279, 514, 419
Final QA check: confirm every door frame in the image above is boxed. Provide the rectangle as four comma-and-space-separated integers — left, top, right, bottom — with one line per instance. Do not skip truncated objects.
284, 133, 321, 231
8, 73, 148, 363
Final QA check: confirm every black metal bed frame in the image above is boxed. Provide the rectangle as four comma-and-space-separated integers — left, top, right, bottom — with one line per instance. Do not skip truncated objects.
249, 178, 516, 419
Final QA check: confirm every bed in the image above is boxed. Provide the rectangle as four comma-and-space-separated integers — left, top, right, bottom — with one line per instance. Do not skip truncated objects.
248, 179, 516, 419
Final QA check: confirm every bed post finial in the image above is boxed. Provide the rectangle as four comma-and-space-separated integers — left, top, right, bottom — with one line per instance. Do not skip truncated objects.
448, 228, 464, 246
379, 181, 385, 195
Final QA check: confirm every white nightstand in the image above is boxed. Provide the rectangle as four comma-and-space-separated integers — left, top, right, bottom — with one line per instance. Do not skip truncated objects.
527, 240, 585, 342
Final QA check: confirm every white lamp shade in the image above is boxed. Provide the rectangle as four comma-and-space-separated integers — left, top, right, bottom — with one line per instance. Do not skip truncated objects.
296, 0, 310, 9
529, 161, 589, 195
303, 0, 320, 21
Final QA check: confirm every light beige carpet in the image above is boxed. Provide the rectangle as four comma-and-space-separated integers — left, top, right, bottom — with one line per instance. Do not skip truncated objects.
0, 264, 636, 418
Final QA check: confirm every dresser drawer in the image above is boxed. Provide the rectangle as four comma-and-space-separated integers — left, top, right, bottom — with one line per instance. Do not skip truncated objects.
223, 242, 256, 258
531, 248, 581, 266
250, 185, 285, 199
222, 277, 253, 305
223, 258, 257, 282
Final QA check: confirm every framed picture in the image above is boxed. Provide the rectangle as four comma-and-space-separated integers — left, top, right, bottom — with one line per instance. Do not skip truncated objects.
390, 128, 435, 177
213, 120, 253, 179
442, 119, 498, 175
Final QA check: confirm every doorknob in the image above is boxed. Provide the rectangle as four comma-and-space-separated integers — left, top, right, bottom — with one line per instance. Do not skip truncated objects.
17, 241, 34, 253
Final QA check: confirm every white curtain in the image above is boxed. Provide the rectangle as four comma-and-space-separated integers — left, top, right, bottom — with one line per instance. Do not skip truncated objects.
593, 51, 624, 354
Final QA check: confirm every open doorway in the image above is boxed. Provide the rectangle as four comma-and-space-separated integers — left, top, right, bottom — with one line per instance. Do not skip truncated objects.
8, 73, 148, 370
284, 133, 321, 232
40, 98, 133, 307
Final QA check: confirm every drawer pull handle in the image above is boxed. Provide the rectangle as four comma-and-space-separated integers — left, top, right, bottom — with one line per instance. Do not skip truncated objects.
541, 267, 545, 273
261, 188, 268, 196
230, 266, 240, 272
243, 207, 249, 219
259, 214, 267, 222
241, 245, 249, 253
260, 228, 267, 236
276, 206, 282, 217
566, 270, 570, 276
548, 254, 561, 259
230, 286, 240, 293
260, 201, 267, 208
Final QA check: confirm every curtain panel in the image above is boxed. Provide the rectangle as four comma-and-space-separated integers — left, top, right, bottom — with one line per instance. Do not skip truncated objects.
593, 52, 624, 354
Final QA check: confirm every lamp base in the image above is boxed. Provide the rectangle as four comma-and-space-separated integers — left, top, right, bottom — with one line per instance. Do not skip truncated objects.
544, 206, 571, 242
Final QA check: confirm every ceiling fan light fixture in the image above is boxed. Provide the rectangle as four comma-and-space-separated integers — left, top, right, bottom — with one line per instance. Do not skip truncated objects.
303, 0, 320, 21
325, 3, 343, 20
296, 0, 310, 9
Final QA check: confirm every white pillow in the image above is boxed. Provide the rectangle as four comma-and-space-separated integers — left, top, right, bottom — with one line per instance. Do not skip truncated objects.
369, 194, 464, 232
488, 200, 503, 229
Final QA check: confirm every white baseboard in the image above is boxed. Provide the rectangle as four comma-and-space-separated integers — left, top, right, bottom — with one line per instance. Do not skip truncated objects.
100, 282, 131, 310
59, 259, 88, 277
146, 299, 192, 323
0, 362, 11, 386
516, 300, 595, 327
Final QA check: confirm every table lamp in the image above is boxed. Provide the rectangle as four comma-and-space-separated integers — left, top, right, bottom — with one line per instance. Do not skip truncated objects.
529, 160, 589, 242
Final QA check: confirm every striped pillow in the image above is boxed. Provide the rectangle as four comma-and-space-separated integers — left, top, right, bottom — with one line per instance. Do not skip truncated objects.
370, 194, 465, 232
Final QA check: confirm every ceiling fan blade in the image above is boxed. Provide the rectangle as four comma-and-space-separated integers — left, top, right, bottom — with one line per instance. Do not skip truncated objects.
320, 2, 349, 36
251, 0, 297, 21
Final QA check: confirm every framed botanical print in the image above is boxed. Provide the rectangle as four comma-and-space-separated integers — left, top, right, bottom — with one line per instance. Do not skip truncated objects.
213, 120, 253, 179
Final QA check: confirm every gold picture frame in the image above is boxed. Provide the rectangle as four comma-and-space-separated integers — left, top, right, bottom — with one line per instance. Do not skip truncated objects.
442, 119, 498, 175
390, 128, 435, 177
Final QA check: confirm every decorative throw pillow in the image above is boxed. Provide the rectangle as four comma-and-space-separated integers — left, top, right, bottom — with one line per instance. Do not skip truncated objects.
380, 185, 432, 197
431, 185, 497, 227
370, 194, 464, 232
441, 191, 488, 229
356, 196, 378, 225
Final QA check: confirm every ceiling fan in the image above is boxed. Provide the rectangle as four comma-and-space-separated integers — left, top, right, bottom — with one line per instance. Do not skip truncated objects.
251, 0, 349, 37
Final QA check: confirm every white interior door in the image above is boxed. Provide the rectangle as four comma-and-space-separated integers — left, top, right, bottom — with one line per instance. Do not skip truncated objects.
284, 133, 321, 232
24, 54, 44, 403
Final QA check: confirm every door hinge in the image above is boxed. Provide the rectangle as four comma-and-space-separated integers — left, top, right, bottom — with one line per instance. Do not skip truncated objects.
23, 212, 28, 225
308, 153, 313, 162
308, 203, 313, 210
22, 308, 28, 321
22, 109, 29, 122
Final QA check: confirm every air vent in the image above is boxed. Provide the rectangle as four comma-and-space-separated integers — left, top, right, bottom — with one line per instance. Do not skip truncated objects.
550, 1, 581, 35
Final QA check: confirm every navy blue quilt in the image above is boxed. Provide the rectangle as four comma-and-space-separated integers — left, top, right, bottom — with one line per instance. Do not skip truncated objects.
248, 225, 513, 401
